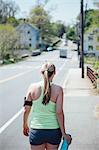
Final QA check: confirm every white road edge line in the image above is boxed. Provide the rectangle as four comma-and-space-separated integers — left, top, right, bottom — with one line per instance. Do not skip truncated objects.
62, 69, 71, 88
62, 69, 72, 88
0, 108, 24, 134
0, 61, 67, 134
56, 62, 66, 75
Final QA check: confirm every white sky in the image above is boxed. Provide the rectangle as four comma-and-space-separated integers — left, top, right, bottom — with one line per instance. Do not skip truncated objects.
10, 0, 96, 25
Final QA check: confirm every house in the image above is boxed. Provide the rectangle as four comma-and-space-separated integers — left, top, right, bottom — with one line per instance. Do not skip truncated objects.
84, 28, 99, 56
16, 23, 40, 49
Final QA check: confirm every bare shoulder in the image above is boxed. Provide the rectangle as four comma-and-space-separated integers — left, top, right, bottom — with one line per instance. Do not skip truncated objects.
28, 82, 41, 92
52, 84, 63, 94
52, 84, 63, 90
26, 82, 41, 100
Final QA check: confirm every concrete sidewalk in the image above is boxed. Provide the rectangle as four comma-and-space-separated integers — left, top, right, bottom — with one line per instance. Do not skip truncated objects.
63, 68, 99, 150
64, 68, 97, 96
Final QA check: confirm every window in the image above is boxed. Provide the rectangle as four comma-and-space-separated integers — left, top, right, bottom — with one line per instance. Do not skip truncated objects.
29, 38, 31, 41
28, 31, 30, 34
36, 35, 39, 41
29, 43, 31, 47
88, 36, 93, 41
88, 45, 93, 51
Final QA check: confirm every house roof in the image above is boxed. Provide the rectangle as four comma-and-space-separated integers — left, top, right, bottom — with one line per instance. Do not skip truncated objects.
16, 23, 39, 33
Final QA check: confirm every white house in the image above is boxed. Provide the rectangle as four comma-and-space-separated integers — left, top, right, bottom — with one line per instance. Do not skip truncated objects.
84, 28, 99, 56
17, 23, 40, 49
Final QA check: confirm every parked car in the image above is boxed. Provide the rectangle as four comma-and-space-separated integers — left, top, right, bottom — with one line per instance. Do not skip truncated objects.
31, 50, 41, 56
47, 46, 53, 51
73, 40, 77, 44
21, 54, 29, 58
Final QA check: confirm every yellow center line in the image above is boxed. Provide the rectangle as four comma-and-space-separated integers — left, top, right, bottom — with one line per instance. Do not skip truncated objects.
0, 66, 40, 84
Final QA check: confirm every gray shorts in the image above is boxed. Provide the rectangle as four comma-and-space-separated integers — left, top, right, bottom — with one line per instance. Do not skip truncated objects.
29, 128, 62, 145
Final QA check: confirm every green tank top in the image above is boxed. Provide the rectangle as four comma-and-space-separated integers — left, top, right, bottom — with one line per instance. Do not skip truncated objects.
30, 81, 59, 129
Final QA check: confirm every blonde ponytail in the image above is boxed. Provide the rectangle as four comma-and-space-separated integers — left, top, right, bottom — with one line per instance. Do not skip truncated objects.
41, 62, 55, 105
43, 70, 49, 95
42, 70, 51, 105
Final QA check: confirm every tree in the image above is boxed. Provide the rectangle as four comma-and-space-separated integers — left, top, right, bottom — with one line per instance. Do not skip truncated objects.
76, 9, 99, 31
29, 5, 51, 40
6, 0, 19, 17
66, 25, 77, 41
7, 16, 19, 26
0, 0, 6, 23
57, 22, 66, 38
0, 25, 18, 62
0, 0, 19, 24
84, 9, 99, 31
29, 1, 66, 45
48, 21, 66, 38
35, 0, 50, 6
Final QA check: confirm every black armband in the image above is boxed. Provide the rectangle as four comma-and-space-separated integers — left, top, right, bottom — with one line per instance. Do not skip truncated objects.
23, 97, 32, 106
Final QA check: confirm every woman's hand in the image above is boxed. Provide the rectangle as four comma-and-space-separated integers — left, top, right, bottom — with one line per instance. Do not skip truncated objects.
23, 124, 29, 136
63, 133, 72, 145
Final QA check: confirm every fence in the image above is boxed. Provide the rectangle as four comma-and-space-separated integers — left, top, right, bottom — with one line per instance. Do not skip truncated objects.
87, 66, 99, 89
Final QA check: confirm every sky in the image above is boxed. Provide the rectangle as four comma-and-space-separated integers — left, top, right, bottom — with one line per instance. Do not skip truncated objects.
13, 0, 96, 25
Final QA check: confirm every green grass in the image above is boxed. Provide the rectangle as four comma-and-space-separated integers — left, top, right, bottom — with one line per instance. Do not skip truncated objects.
84, 56, 99, 71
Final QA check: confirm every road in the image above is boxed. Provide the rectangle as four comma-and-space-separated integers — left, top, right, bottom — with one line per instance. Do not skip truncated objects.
0, 45, 78, 150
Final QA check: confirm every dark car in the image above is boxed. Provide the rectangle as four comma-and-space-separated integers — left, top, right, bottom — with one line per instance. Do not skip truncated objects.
31, 50, 41, 56
73, 40, 77, 44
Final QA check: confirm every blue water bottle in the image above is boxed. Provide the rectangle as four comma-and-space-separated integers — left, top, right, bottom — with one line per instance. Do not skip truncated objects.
60, 139, 68, 150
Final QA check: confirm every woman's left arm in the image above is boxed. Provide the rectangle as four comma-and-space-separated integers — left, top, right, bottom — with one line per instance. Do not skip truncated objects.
23, 92, 32, 136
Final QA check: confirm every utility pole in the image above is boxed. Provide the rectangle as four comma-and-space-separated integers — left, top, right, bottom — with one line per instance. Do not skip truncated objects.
80, 0, 84, 78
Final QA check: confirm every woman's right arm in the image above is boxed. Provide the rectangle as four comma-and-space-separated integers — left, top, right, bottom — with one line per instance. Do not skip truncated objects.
56, 87, 72, 144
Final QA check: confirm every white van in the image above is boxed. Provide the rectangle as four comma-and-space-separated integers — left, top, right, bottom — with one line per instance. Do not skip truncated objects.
59, 49, 67, 58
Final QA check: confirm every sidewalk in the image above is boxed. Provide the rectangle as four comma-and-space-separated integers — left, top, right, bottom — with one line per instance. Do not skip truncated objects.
64, 68, 97, 96
63, 68, 99, 150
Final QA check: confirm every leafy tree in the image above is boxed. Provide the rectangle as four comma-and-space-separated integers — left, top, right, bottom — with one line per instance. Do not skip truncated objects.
35, 0, 50, 6
29, 4, 51, 44
70, 9, 99, 42
0, 25, 18, 62
7, 16, 19, 26
0, 0, 19, 24
84, 9, 99, 30
76, 9, 99, 31
29, 1, 66, 44
30, 5, 50, 29
48, 21, 66, 38
66, 26, 77, 41
47, 23, 59, 37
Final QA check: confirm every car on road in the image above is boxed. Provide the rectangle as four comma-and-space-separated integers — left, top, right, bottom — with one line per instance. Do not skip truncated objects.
47, 46, 53, 51
31, 50, 41, 56
59, 49, 67, 58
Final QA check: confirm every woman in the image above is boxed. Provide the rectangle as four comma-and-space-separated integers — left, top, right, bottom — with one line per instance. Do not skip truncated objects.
23, 62, 72, 150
